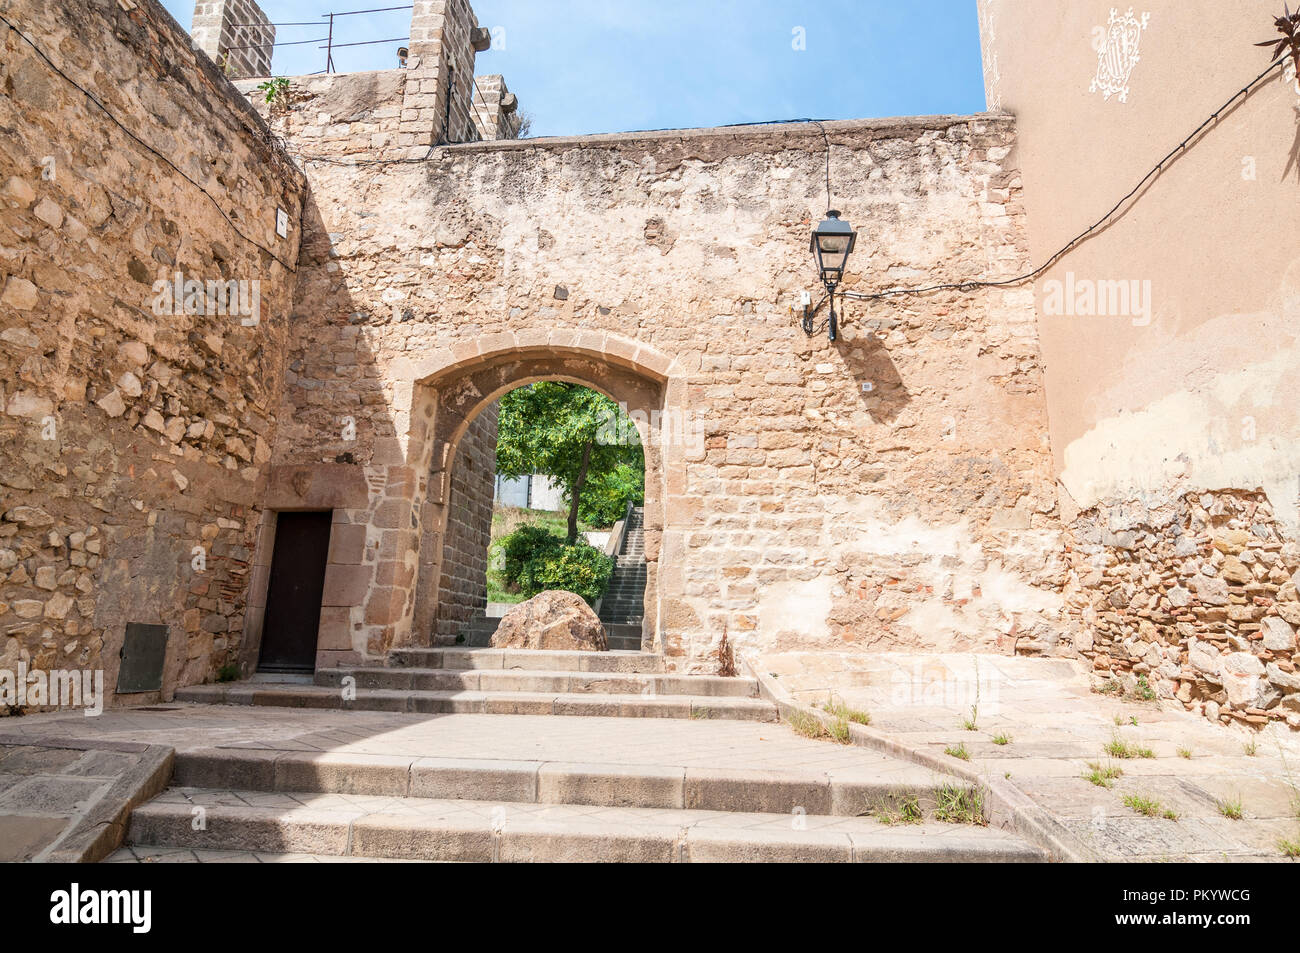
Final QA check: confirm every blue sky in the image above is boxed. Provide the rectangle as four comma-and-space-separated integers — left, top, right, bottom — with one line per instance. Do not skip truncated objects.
161, 0, 987, 137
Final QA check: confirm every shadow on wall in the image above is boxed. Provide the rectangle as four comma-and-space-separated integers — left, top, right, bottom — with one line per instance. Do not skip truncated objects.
1286, 104, 1300, 183
238, 185, 397, 675
844, 330, 911, 425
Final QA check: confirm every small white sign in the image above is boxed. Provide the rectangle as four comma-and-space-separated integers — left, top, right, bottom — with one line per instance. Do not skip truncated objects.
275, 208, 289, 238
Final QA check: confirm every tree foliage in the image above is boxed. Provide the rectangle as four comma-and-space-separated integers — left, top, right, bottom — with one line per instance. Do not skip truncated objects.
496, 383, 644, 541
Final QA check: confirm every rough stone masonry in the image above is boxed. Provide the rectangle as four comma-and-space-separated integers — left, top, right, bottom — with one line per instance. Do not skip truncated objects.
0, 0, 1296, 730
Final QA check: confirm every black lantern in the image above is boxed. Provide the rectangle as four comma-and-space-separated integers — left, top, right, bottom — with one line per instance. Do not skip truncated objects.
809, 210, 857, 341
811, 210, 856, 287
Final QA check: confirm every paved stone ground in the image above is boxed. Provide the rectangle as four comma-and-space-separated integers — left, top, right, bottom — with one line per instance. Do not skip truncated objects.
0, 705, 942, 786
759, 652, 1300, 862
16, 653, 1300, 862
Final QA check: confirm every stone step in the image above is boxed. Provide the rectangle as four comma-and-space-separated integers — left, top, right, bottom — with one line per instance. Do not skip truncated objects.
170, 750, 959, 816
312, 667, 758, 697
105, 846, 423, 863
127, 789, 1046, 863
175, 683, 777, 721
459, 629, 495, 647
388, 647, 665, 672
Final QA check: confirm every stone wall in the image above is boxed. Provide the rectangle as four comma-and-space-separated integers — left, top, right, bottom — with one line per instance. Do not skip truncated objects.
434, 401, 497, 642
234, 71, 413, 161
191, 0, 274, 80
470, 74, 521, 141
272, 115, 1063, 671
0, 0, 303, 708
1062, 490, 1300, 729
230, 0, 506, 162
407, 0, 490, 147
978, 0, 1300, 729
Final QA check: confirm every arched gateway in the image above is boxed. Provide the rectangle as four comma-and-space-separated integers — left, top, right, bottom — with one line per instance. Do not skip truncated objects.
241, 333, 684, 673
408, 333, 681, 655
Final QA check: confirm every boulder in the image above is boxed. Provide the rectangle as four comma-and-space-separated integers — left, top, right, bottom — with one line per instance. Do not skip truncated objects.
490, 590, 608, 651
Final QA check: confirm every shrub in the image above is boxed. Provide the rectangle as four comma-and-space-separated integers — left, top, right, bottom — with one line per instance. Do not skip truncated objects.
493, 524, 613, 604
498, 524, 558, 584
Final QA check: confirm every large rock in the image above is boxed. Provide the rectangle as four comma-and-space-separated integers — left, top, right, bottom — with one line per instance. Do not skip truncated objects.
490, 590, 608, 651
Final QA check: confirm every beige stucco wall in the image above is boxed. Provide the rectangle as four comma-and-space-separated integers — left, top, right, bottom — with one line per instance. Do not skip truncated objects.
978, 0, 1300, 531
979, 1, 1300, 727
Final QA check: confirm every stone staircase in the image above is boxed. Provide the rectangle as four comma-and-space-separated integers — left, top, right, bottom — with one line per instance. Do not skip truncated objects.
117, 723, 1047, 863
455, 505, 648, 651
598, 505, 646, 651
177, 647, 778, 722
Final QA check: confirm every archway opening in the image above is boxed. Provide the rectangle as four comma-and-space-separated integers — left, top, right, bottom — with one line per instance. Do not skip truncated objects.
407, 343, 672, 656
465, 382, 647, 648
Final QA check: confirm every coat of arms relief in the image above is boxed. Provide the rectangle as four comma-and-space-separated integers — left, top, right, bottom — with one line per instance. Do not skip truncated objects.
1090, 8, 1151, 103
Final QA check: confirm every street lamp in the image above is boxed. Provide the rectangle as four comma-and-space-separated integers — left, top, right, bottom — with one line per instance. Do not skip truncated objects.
809, 210, 857, 341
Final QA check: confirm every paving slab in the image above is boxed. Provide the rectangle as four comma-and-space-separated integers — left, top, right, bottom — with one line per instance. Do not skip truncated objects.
0, 738, 172, 863
753, 650, 1300, 862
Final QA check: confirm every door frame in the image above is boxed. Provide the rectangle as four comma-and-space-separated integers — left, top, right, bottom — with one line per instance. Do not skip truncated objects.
255, 509, 334, 674
238, 464, 372, 677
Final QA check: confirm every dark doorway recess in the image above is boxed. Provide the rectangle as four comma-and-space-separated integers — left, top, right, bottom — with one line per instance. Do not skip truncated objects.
258, 511, 332, 673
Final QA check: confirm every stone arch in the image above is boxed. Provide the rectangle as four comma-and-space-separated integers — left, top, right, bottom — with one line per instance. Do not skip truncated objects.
404, 332, 685, 653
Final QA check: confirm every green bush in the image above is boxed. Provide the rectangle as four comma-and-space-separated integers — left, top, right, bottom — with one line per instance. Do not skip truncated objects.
498, 524, 557, 585
492, 524, 614, 604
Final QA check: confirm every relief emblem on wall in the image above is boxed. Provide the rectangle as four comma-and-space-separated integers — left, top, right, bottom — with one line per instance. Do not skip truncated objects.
1090, 7, 1151, 103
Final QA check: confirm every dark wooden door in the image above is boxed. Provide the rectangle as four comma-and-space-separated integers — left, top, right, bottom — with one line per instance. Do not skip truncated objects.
258, 511, 332, 673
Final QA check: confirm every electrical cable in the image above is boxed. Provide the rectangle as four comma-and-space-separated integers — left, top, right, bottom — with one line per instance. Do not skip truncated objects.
836, 55, 1289, 304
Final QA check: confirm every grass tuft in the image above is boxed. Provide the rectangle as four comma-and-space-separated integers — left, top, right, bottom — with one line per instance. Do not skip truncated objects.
1104, 733, 1155, 760
1123, 793, 1178, 820
1217, 797, 1244, 821
785, 709, 826, 739
1084, 760, 1123, 789
944, 742, 971, 761
933, 784, 987, 826
818, 694, 871, 726
871, 794, 925, 826
992, 732, 1012, 746
785, 708, 851, 744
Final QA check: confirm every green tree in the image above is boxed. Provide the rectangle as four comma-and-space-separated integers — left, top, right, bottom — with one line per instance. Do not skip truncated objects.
496, 383, 643, 543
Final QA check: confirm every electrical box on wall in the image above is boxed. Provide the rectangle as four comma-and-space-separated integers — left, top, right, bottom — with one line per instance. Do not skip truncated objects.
276, 208, 289, 238
117, 623, 168, 693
